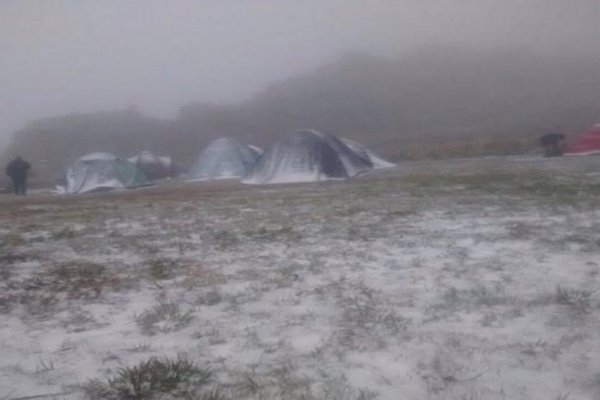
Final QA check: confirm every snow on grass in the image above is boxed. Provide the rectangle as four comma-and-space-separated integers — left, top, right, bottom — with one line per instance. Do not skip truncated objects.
0, 157, 600, 399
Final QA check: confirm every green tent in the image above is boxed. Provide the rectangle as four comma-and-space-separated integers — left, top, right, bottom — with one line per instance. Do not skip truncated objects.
65, 152, 151, 194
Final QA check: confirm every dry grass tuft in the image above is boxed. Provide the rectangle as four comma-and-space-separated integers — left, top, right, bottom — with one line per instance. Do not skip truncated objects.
82, 357, 221, 400
135, 300, 194, 335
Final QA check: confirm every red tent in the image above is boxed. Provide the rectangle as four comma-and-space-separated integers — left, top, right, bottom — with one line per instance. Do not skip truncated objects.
564, 124, 600, 156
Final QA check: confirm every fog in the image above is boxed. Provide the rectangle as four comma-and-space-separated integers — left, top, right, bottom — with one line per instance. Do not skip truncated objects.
1, 0, 600, 149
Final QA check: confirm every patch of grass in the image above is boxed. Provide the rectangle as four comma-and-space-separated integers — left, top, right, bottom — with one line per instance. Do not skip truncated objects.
400, 171, 600, 206
35, 357, 55, 374
238, 362, 312, 399
45, 261, 118, 299
244, 225, 301, 242
82, 357, 222, 400
195, 290, 222, 306
147, 258, 178, 280
0, 291, 61, 316
506, 221, 538, 239
0, 265, 11, 281
0, 251, 29, 267
341, 294, 406, 334
210, 229, 240, 250
1, 261, 122, 315
232, 363, 376, 400
402, 171, 518, 191
335, 283, 409, 350
336, 205, 366, 217
346, 223, 383, 242
385, 208, 417, 218
51, 226, 77, 240
135, 300, 194, 335
180, 262, 228, 289
419, 340, 488, 397
427, 284, 512, 320
519, 338, 562, 361
555, 285, 595, 314
61, 309, 103, 332
399, 136, 533, 160
126, 343, 152, 353
0, 232, 25, 248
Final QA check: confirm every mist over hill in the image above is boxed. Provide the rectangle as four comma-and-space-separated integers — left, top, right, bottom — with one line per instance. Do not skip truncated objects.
4, 47, 600, 185
217, 47, 600, 147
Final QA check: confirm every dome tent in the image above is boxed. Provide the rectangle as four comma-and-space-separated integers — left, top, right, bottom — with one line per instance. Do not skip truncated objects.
341, 138, 396, 168
65, 152, 151, 194
188, 137, 261, 181
563, 124, 600, 156
128, 151, 175, 180
244, 129, 373, 184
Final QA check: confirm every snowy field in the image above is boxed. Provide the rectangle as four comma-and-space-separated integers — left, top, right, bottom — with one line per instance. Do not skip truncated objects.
1, 156, 600, 400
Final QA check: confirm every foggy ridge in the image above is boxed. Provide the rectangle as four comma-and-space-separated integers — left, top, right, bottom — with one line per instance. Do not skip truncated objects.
4, 47, 600, 184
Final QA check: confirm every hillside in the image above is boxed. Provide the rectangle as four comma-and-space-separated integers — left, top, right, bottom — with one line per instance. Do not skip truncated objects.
1, 157, 600, 398
4, 47, 600, 185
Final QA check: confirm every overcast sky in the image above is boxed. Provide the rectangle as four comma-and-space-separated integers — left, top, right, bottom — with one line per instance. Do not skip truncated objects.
1, 0, 600, 148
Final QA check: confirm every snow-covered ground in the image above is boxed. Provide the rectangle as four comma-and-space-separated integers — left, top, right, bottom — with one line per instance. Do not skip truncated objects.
1, 156, 600, 399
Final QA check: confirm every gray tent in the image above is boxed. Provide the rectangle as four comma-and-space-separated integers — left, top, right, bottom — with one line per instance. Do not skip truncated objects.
64, 152, 151, 194
188, 137, 261, 181
244, 129, 373, 184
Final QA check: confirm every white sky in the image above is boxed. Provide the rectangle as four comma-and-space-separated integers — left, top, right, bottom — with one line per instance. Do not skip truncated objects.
1, 0, 600, 148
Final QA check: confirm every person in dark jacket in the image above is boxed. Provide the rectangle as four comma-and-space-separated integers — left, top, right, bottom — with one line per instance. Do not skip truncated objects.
6, 156, 31, 195
539, 133, 566, 157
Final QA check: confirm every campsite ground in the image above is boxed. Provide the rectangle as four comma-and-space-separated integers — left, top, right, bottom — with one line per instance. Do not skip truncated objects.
1, 155, 600, 400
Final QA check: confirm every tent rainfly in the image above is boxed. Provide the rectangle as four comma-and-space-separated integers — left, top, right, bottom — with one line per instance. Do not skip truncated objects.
244, 129, 373, 184
64, 152, 151, 194
341, 138, 396, 168
563, 124, 600, 156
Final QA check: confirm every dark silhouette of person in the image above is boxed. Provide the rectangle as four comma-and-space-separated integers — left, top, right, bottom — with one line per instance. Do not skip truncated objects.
539, 133, 565, 157
6, 156, 31, 195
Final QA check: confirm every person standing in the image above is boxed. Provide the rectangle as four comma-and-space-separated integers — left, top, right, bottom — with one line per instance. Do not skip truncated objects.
6, 156, 31, 195
539, 133, 566, 157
